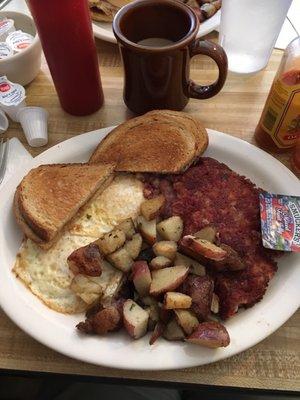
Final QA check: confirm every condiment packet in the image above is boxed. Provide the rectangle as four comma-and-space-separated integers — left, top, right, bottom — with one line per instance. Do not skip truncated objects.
260, 192, 300, 252
0, 76, 26, 121
0, 18, 15, 41
6, 30, 33, 53
0, 42, 13, 59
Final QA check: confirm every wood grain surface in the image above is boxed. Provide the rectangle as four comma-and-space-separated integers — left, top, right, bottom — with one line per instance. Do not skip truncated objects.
1, 33, 299, 391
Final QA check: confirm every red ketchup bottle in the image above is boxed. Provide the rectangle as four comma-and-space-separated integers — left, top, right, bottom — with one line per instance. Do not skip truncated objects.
28, 0, 103, 116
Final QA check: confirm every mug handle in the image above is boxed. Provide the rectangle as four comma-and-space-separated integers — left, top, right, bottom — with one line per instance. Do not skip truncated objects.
188, 39, 228, 99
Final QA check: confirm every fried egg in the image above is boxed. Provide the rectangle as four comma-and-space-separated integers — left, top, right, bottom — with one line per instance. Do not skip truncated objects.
14, 173, 145, 314
69, 174, 145, 237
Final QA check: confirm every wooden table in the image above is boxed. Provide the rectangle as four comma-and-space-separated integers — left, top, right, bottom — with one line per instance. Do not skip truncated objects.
1, 33, 299, 393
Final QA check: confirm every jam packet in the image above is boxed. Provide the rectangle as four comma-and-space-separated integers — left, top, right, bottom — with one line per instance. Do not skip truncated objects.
260, 192, 300, 252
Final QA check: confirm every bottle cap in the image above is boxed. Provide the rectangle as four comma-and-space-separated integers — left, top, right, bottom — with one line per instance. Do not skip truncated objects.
17, 106, 48, 147
0, 18, 15, 41
0, 42, 13, 59
6, 30, 34, 53
0, 109, 8, 133
0, 76, 26, 121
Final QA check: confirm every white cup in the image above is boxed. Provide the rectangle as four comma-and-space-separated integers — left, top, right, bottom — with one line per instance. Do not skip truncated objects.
17, 106, 48, 147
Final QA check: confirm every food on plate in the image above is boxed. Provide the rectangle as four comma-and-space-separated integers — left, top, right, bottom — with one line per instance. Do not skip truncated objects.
67, 243, 103, 276
183, 0, 221, 23
143, 157, 277, 318
164, 292, 192, 309
89, 110, 208, 174
149, 266, 189, 296
14, 174, 144, 313
124, 233, 143, 259
136, 215, 157, 245
123, 299, 149, 339
150, 256, 172, 270
88, 0, 132, 22
140, 195, 165, 221
174, 309, 199, 335
95, 228, 126, 255
132, 261, 152, 296
153, 240, 177, 261
182, 275, 214, 320
180, 235, 227, 262
12, 109, 282, 352
14, 163, 115, 249
157, 216, 184, 242
163, 318, 185, 341
185, 321, 230, 348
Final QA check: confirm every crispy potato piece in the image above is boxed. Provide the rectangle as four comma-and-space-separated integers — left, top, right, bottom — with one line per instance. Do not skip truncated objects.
132, 261, 152, 296
174, 309, 199, 335
116, 218, 136, 239
124, 233, 143, 260
157, 216, 183, 242
123, 299, 149, 339
68, 243, 103, 277
180, 236, 227, 262
211, 293, 219, 314
77, 305, 122, 335
136, 216, 156, 245
150, 256, 172, 270
164, 292, 192, 310
174, 253, 205, 276
163, 318, 185, 341
194, 226, 216, 243
107, 247, 133, 273
140, 195, 165, 221
95, 229, 126, 255
146, 303, 160, 331
153, 241, 177, 261
182, 275, 214, 320
150, 266, 189, 296
71, 274, 103, 305
220, 244, 246, 271
149, 321, 164, 345
186, 321, 230, 348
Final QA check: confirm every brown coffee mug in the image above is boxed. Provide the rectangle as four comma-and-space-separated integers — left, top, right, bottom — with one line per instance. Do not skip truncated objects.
113, 0, 228, 114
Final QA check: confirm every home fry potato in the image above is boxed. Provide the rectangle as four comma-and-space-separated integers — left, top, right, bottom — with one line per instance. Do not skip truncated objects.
95, 229, 126, 255
140, 195, 165, 221
174, 253, 205, 276
116, 218, 136, 240
123, 299, 149, 339
153, 241, 177, 261
150, 256, 172, 270
149, 266, 189, 296
132, 261, 152, 296
182, 275, 214, 320
194, 226, 216, 243
164, 292, 192, 310
124, 233, 143, 259
67, 243, 103, 277
157, 216, 183, 242
136, 216, 156, 245
71, 274, 103, 305
163, 318, 185, 341
107, 247, 133, 273
174, 309, 199, 335
180, 235, 227, 261
186, 321, 230, 348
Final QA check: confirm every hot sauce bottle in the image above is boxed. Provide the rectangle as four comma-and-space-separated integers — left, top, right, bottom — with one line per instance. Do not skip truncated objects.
255, 37, 300, 152
27, 0, 103, 116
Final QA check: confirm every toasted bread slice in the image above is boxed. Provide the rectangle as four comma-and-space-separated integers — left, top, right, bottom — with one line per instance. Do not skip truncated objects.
14, 163, 115, 249
89, 113, 197, 174
145, 110, 208, 161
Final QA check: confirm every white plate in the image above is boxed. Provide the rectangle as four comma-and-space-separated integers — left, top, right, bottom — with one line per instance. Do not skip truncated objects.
92, 10, 221, 43
0, 128, 299, 371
